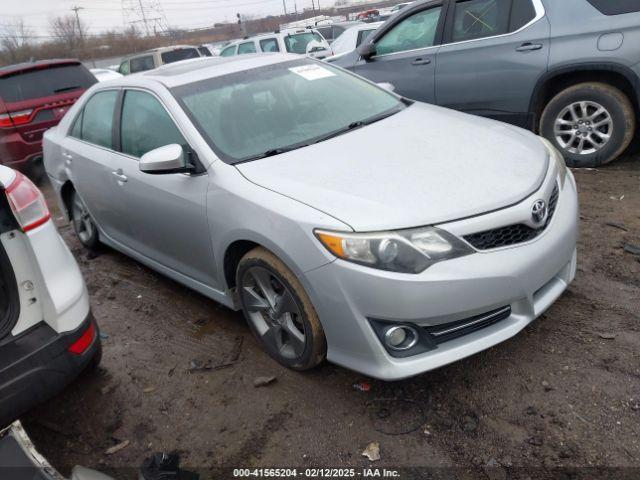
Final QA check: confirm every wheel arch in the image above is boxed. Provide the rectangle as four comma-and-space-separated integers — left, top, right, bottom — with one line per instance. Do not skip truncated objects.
60, 180, 76, 221
530, 63, 640, 132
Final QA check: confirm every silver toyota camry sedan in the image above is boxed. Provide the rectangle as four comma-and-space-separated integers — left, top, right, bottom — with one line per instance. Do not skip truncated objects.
44, 54, 578, 380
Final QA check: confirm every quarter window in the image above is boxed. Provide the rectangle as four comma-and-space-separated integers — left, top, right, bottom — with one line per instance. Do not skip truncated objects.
120, 90, 186, 158
119, 60, 130, 75
585, 0, 640, 15
78, 90, 118, 149
129, 55, 155, 73
260, 38, 280, 53
220, 45, 236, 57
375, 7, 442, 56
238, 42, 257, 54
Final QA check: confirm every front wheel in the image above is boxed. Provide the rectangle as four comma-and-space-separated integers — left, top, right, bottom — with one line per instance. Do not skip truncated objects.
71, 190, 100, 250
540, 82, 636, 168
236, 247, 327, 371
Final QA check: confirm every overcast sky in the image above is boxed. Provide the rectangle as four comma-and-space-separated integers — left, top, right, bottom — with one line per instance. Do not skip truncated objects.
1, 0, 328, 38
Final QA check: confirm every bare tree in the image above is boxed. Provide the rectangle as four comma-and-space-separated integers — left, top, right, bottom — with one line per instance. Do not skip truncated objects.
0, 19, 32, 64
49, 15, 87, 57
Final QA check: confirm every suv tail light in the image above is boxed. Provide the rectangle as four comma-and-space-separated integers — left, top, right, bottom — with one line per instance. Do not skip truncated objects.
5, 171, 51, 232
0, 109, 34, 128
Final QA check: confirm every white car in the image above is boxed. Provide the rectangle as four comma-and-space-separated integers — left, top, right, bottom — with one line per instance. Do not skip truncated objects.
0, 165, 100, 425
220, 28, 332, 59
90, 68, 123, 82
325, 22, 383, 61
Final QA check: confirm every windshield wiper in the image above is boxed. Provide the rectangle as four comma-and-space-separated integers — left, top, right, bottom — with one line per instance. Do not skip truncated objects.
240, 144, 310, 162
54, 86, 81, 93
314, 108, 403, 144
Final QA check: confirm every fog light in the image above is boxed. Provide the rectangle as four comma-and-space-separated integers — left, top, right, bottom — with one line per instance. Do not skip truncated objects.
384, 325, 418, 351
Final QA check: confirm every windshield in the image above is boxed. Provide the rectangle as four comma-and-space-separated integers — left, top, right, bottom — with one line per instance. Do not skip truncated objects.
284, 32, 324, 54
173, 59, 403, 163
161, 48, 200, 64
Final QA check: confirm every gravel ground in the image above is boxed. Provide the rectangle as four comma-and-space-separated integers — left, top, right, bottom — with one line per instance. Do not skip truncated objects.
22, 153, 640, 479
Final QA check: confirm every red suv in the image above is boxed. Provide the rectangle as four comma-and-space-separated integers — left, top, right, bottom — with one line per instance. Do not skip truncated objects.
0, 60, 96, 178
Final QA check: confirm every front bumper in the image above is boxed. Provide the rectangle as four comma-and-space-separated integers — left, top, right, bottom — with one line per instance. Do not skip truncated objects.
0, 312, 100, 427
305, 172, 579, 380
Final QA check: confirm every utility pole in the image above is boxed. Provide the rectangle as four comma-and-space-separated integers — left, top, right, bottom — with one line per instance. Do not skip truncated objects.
71, 5, 85, 60
282, 0, 287, 15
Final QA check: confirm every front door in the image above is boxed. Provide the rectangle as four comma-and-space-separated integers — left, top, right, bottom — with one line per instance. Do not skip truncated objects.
353, 3, 446, 104
113, 89, 218, 288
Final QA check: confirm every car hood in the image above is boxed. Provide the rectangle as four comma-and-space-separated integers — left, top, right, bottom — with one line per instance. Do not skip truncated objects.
236, 103, 549, 232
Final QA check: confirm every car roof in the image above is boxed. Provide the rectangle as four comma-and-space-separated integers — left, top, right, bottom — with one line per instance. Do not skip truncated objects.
229, 28, 321, 45
0, 59, 81, 78
102, 53, 302, 89
123, 45, 199, 60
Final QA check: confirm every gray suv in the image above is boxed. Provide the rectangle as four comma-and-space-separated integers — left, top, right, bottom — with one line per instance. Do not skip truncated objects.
333, 0, 640, 167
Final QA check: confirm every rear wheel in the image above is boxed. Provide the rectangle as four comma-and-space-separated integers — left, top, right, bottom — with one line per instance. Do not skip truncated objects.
236, 247, 326, 371
540, 82, 636, 167
71, 190, 100, 250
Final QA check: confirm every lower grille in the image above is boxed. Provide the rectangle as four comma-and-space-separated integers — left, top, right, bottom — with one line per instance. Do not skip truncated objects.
464, 184, 560, 251
423, 306, 511, 344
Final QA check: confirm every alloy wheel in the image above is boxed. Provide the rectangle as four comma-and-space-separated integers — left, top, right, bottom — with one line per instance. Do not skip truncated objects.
72, 195, 95, 244
241, 266, 306, 360
554, 101, 613, 155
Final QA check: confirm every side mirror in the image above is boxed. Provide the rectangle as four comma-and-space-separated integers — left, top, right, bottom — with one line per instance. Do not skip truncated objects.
376, 82, 396, 92
357, 42, 377, 60
139, 144, 191, 175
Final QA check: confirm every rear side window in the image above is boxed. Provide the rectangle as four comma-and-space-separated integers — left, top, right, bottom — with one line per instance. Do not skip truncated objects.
238, 42, 257, 55
260, 38, 280, 53
120, 90, 186, 158
161, 48, 200, 64
130, 55, 155, 73
585, 0, 640, 15
451, 0, 510, 42
78, 90, 118, 149
198, 47, 212, 57
284, 33, 324, 54
0, 64, 96, 103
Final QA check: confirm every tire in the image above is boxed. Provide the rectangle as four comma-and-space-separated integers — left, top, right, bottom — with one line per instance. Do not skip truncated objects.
70, 190, 100, 250
540, 82, 636, 168
236, 247, 326, 371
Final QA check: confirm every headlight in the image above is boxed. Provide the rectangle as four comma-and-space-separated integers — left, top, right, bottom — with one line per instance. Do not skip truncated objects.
540, 137, 567, 187
315, 226, 474, 273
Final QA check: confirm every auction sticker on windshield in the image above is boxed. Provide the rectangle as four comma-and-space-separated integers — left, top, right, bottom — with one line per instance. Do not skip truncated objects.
289, 64, 335, 81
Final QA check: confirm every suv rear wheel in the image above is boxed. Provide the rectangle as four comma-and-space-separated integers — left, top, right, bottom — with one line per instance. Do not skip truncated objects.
237, 247, 326, 370
540, 82, 635, 167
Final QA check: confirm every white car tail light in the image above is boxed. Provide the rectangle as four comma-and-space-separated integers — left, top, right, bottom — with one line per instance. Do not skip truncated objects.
5, 171, 51, 232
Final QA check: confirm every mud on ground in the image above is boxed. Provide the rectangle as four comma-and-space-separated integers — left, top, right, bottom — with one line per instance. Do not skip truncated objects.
23, 154, 640, 479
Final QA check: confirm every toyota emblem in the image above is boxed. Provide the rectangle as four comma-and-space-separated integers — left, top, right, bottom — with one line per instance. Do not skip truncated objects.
531, 200, 547, 225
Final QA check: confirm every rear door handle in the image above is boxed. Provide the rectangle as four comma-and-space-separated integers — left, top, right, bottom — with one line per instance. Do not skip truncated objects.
62, 152, 73, 162
516, 43, 543, 52
411, 58, 432, 66
112, 170, 128, 183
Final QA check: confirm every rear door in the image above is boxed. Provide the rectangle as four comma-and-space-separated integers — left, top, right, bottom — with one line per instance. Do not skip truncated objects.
351, 2, 447, 104
111, 89, 217, 287
435, 0, 550, 127
62, 89, 132, 244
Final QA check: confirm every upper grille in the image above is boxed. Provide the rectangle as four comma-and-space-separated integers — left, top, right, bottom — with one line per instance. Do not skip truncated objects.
464, 184, 560, 251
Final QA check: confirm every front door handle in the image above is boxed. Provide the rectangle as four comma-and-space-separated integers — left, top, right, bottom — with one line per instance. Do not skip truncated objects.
411, 58, 432, 66
516, 43, 543, 52
62, 152, 73, 163
112, 170, 128, 183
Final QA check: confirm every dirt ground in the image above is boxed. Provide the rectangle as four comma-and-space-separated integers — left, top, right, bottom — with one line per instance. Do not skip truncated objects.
22, 153, 640, 479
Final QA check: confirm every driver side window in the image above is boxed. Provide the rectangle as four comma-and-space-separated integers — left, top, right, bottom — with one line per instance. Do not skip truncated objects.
375, 7, 443, 56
